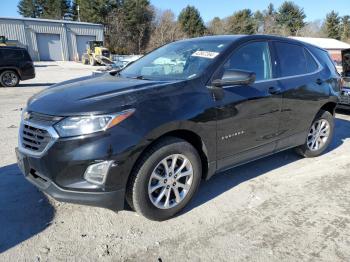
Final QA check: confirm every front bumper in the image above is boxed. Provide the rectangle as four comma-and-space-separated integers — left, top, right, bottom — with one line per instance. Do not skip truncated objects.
16, 145, 126, 211
337, 89, 350, 109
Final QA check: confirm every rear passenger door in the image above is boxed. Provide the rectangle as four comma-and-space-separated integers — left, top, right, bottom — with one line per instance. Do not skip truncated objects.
272, 41, 324, 148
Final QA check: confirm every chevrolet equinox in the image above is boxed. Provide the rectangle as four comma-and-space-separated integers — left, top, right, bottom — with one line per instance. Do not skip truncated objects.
16, 35, 340, 220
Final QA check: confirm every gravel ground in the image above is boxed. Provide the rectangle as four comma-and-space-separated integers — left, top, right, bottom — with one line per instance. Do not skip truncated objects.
0, 62, 350, 261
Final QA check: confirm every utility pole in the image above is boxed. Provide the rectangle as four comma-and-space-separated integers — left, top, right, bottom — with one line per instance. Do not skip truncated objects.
77, 5, 81, 22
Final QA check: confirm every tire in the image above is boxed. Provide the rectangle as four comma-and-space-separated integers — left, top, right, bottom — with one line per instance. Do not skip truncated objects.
0, 70, 19, 87
126, 137, 202, 221
90, 57, 97, 66
296, 110, 334, 158
82, 55, 89, 65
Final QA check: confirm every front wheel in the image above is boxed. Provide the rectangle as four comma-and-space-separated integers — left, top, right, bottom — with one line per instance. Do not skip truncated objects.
126, 137, 202, 221
90, 57, 97, 66
296, 110, 334, 158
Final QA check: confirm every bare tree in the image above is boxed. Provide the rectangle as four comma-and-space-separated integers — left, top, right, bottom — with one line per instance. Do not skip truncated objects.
106, 8, 129, 54
299, 20, 326, 37
147, 9, 185, 51
207, 17, 226, 35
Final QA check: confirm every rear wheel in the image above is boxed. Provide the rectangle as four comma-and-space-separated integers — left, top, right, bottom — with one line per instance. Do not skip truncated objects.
296, 110, 334, 157
0, 70, 19, 87
126, 137, 201, 221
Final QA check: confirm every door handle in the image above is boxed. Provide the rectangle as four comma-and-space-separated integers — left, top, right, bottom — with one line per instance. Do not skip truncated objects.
268, 86, 281, 95
316, 79, 323, 85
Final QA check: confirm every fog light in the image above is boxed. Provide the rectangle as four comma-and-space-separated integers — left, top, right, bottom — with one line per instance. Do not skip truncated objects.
84, 161, 114, 185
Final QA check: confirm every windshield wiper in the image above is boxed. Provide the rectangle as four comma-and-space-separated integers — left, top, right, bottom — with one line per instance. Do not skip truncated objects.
131, 75, 151, 80
109, 69, 121, 76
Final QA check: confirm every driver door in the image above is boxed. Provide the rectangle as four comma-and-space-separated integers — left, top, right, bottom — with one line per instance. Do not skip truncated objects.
214, 41, 282, 170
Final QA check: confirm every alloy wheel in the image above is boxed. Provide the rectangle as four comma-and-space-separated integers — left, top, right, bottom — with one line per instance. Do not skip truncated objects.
307, 119, 330, 151
2, 72, 18, 87
148, 154, 194, 209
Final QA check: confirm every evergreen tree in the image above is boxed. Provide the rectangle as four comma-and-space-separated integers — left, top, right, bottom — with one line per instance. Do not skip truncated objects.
325, 11, 341, 39
40, 0, 70, 19
18, 0, 70, 19
276, 1, 306, 35
178, 6, 206, 37
74, 0, 118, 24
122, 0, 154, 53
226, 9, 256, 35
18, 0, 43, 18
341, 15, 350, 41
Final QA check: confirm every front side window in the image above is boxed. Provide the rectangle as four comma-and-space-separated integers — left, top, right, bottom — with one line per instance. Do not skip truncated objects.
275, 42, 315, 77
120, 40, 231, 81
222, 41, 272, 81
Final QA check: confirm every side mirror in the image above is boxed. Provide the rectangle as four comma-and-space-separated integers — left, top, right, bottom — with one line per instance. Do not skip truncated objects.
212, 69, 256, 87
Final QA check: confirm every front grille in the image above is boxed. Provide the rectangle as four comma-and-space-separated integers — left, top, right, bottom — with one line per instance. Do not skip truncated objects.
21, 124, 52, 152
340, 94, 350, 105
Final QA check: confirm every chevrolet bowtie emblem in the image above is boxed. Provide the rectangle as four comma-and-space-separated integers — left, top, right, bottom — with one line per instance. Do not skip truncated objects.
23, 111, 31, 120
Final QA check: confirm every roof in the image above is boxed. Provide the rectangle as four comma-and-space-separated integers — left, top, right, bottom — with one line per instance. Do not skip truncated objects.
188, 34, 309, 44
290, 37, 350, 50
0, 46, 26, 50
0, 16, 103, 27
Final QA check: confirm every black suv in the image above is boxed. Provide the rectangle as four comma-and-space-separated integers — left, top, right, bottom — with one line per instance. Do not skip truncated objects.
0, 46, 35, 87
16, 35, 340, 220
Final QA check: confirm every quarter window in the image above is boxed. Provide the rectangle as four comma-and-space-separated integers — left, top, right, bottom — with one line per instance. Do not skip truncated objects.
0, 49, 22, 61
223, 42, 272, 81
304, 49, 319, 73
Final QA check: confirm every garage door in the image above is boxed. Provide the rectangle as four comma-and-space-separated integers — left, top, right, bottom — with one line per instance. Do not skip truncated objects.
36, 33, 63, 61
76, 35, 96, 61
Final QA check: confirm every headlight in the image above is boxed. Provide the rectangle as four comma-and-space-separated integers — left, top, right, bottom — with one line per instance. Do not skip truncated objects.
54, 109, 135, 137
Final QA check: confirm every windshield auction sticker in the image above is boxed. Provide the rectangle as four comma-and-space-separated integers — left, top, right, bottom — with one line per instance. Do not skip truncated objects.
191, 51, 219, 59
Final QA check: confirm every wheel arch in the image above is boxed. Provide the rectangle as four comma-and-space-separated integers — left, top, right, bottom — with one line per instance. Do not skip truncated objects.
0, 67, 21, 80
320, 101, 337, 115
129, 128, 210, 183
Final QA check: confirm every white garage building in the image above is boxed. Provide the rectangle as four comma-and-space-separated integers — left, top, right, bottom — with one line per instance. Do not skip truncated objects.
0, 17, 104, 61
290, 37, 350, 63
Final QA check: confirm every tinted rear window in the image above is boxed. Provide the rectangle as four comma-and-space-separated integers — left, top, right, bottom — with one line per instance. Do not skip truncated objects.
275, 42, 308, 77
0, 49, 24, 61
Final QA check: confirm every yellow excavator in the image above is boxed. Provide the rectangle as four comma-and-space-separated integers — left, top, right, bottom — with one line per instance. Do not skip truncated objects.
0, 36, 19, 47
81, 41, 113, 66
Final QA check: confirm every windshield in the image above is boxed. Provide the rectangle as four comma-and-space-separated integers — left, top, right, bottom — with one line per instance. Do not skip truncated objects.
120, 40, 231, 81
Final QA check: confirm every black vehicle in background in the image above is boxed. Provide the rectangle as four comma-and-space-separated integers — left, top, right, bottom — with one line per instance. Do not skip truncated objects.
0, 46, 35, 87
16, 35, 340, 220
338, 49, 350, 109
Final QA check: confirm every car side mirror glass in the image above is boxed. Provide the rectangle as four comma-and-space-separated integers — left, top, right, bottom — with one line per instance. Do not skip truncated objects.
212, 69, 256, 87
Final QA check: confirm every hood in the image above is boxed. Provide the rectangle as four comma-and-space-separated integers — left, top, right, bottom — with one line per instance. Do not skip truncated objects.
27, 73, 183, 116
